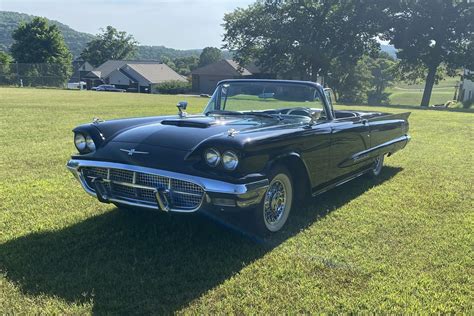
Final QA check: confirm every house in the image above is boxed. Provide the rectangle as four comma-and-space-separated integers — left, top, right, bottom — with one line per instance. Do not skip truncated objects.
83, 60, 186, 93
68, 59, 93, 84
83, 60, 135, 89
191, 59, 272, 94
108, 63, 186, 93
458, 69, 474, 103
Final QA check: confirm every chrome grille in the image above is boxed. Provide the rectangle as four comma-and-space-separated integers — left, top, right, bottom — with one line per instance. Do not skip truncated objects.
172, 179, 203, 195
81, 167, 204, 210
136, 173, 168, 189
84, 167, 108, 180
111, 183, 136, 199
110, 169, 133, 183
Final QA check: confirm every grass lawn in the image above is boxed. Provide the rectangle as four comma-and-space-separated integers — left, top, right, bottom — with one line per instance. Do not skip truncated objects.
1, 87, 473, 314
389, 76, 460, 107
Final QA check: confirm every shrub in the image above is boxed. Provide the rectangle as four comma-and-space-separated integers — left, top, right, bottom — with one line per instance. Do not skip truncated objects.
367, 91, 392, 105
156, 80, 191, 94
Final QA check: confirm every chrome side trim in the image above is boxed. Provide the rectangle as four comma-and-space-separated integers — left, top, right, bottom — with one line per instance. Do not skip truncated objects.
312, 167, 372, 197
352, 135, 410, 162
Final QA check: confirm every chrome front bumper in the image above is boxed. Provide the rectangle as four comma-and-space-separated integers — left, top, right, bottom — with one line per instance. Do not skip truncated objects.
67, 159, 269, 213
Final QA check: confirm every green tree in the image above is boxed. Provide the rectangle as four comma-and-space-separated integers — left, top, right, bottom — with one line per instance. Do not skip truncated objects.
327, 52, 397, 105
159, 56, 199, 76
383, 0, 473, 106
80, 26, 138, 67
160, 56, 176, 70
10, 17, 72, 86
0, 50, 13, 84
367, 52, 397, 105
198, 47, 222, 67
173, 56, 199, 76
328, 56, 374, 104
223, 0, 384, 81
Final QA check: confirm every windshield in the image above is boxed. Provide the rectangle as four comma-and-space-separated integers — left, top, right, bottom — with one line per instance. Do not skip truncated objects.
203, 81, 325, 114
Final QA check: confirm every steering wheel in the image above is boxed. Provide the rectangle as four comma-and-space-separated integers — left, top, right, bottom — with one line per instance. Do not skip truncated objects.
286, 107, 312, 117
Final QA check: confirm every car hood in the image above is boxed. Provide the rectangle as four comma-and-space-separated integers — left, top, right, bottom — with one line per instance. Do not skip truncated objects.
108, 114, 289, 150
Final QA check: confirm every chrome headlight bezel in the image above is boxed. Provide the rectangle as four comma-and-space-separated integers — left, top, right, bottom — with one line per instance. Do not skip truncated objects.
74, 133, 87, 153
222, 150, 239, 170
74, 132, 96, 154
204, 148, 221, 167
85, 135, 96, 152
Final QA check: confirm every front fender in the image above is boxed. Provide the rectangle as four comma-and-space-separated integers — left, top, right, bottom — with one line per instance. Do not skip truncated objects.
264, 151, 313, 200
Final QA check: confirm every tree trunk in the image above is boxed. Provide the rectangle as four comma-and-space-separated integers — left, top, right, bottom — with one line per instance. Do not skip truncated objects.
420, 65, 438, 107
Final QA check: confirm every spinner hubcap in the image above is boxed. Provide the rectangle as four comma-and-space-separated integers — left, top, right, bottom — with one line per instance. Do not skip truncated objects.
264, 179, 287, 225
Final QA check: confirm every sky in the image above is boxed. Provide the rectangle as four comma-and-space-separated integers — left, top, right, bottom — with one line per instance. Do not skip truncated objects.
0, 0, 255, 49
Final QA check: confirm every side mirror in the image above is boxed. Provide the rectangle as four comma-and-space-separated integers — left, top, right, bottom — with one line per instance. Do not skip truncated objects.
177, 101, 188, 118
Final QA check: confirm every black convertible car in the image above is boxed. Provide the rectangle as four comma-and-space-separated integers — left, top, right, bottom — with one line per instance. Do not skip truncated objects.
67, 79, 410, 233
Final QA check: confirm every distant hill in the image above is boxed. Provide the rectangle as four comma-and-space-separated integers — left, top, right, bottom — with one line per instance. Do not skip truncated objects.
137, 46, 201, 60
137, 46, 233, 61
0, 11, 232, 61
0, 11, 94, 57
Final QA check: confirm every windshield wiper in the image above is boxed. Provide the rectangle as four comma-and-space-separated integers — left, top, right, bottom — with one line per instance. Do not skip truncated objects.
243, 111, 279, 119
206, 110, 281, 120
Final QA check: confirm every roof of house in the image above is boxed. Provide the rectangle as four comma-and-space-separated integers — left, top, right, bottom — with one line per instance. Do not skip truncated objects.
122, 63, 186, 84
69, 60, 94, 82
84, 70, 102, 79
191, 59, 253, 76
244, 62, 262, 74
92, 60, 161, 79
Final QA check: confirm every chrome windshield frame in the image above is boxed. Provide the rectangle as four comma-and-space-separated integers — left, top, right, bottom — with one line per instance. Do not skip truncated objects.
202, 79, 334, 120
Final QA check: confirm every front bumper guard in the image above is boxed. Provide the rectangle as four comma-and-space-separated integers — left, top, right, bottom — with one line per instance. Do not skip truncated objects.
67, 159, 269, 213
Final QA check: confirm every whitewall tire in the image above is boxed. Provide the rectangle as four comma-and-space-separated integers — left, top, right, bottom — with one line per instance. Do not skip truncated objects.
254, 166, 293, 234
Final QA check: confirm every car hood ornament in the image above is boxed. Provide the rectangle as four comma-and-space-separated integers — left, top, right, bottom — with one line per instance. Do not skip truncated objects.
120, 148, 149, 156
177, 101, 188, 118
92, 117, 105, 124
227, 128, 239, 137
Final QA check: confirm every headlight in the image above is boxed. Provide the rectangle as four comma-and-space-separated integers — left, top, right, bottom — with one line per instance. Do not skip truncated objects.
86, 135, 96, 151
222, 151, 239, 170
205, 148, 221, 167
74, 133, 87, 152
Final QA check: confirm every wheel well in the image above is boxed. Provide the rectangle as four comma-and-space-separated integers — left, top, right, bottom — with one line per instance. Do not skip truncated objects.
271, 155, 311, 203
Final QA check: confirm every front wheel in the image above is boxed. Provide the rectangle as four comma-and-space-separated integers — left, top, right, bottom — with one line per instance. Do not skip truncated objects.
253, 166, 293, 234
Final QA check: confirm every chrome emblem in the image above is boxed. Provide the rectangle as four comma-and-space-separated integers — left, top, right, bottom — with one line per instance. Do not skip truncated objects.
227, 128, 239, 137
120, 148, 149, 156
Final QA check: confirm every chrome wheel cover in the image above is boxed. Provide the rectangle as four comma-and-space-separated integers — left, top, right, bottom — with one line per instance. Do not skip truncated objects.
263, 179, 288, 228
373, 155, 383, 175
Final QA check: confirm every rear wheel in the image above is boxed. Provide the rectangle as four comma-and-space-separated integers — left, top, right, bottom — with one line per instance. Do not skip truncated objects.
369, 155, 384, 177
253, 166, 293, 234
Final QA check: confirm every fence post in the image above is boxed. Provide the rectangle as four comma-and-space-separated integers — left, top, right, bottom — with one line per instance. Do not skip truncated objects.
16, 62, 20, 86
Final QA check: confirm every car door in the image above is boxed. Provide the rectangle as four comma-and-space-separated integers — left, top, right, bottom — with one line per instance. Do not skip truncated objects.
329, 115, 371, 181
285, 89, 332, 190
300, 120, 333, 188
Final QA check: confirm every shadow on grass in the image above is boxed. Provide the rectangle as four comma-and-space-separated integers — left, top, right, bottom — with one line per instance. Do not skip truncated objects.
1, 167, 401, 314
